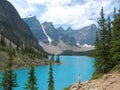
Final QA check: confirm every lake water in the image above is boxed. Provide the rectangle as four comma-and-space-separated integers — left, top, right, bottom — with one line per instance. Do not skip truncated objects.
0, 56, 95, 90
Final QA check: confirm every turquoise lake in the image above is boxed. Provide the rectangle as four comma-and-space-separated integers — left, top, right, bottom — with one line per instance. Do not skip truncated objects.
0, 56, 95, 90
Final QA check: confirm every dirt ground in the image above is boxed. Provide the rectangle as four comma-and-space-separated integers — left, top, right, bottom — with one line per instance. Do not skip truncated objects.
70, 71, 120, 90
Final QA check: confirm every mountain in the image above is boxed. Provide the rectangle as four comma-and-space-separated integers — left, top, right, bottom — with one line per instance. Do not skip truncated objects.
23, 16, 49, 44
42, 22, 59, 45
23, 16, 97, 54
0, 0, 40, 49
23, 17, 77, 46
66, 24, 98, 45
42, 22, 77, 46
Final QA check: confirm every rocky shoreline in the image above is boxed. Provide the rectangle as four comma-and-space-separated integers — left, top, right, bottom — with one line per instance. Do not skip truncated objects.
0, 51, 50, 70
70, 71, 120, 90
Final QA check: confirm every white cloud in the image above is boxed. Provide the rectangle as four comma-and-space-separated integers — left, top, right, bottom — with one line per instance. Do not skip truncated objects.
8, 0, 120, 29
7, 0, 37, 17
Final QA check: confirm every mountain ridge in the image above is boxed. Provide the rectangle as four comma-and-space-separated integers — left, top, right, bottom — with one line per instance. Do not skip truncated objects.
0, 0, 41, 49
23, 16, 97, 54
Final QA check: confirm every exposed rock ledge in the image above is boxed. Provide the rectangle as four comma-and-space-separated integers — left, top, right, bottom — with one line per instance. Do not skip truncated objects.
70, 72, 120, 90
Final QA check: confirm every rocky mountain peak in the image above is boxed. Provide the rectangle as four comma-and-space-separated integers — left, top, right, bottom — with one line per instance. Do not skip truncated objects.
66, 27, 73, 31
0, 0, 41, 49
23, 15, 98, 54
42, 22, 54, 28
23, 16, 49, 44
57, 27, 64, 31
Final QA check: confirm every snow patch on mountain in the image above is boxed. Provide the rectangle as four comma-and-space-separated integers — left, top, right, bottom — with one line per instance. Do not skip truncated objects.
76, 42, 81, 47
82, 44, 94, 47
41, 25, 52, 43
26, 15, 34, 18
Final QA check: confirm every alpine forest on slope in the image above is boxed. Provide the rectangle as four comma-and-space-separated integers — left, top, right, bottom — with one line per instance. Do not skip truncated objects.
0, 34, 59, 90
93, 7, 120, 79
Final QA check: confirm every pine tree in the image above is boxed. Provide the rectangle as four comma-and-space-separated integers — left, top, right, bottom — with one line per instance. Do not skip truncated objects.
0, 35, 6, 47
16, 44, 19, 52
48, 62, 54, 90
0, 69, 8, 90
94, 32, 102, 73
51, 56, 54, 62
110, 10, 120, 67
107, 16, 112, 44
24, 65, 38, 90
20, 41, 24, 54
105, 16, 112, 69
56, 56, 60, 63
43, 52, 48, 58
94, 7, 110, 73
0, 50, 18, 90
114, 8, 117, 19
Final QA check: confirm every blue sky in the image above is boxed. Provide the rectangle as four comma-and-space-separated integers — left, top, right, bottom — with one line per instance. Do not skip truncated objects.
7, 0, 120, 29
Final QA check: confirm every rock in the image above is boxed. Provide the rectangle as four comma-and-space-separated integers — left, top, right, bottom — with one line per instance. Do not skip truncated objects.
0, 0, 41, 49
70, 72, 120, 90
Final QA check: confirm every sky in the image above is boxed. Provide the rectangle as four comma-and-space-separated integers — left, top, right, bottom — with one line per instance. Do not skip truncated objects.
7, 0, 120, 29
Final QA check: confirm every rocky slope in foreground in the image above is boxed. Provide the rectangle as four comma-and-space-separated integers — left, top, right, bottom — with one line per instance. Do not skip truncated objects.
70, 71, 120, 90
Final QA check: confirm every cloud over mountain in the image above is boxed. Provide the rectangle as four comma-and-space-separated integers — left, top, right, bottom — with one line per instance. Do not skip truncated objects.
8, 0, 120, 29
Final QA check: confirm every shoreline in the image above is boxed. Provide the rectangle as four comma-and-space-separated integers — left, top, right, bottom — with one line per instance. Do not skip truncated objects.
0, 58, 62, 71
70, 71, 120, 90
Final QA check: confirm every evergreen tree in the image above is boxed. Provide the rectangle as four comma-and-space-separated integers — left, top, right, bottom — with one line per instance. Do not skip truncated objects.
114, 8, 117, 19
16, 44, 20, 52
110, 10, 120, 67
94, 31, 103, 74
43, 52, 48, 58
9, 41, 12, 47
0, 50, 18, 90
51, 56, 54, 62
48, 62, 54, 90
56, 56, 60, 63
0, 34, 1, 46
106, 16, 112, 69
20, 41, 24, 54
107, 16, 112, 44
36, 50, 41, 59
94, 7, 110, 73
24, 65, 38, 90
0, 35, 6, 46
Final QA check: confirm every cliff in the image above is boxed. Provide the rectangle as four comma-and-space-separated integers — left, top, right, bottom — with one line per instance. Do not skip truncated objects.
0, 0, 41, 49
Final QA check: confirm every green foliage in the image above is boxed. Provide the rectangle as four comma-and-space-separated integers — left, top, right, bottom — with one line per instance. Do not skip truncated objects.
91, 71, 104, 80
0, 51, 18, 90
114, 8, 117, 19
111, 64, 120, 72
24, 66, 38, 90
64, 86, 71, 90
51, 56, 54, 61
56, 56, 60, 63
48, 62, 54, 90
19, 41, 48, 59
94, 7, 110, 74
107, 16, 112, 44
110, 9, 120, 67
0, 35, 6, 47
93, 8, 120, 78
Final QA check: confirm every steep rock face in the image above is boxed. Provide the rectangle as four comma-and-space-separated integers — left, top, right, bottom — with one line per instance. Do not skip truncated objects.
0, 0, 40, 49
23, 16, 97, 54
23, 16, 49, 43
66, 24, 98, 45
57, 27, 77, 46
24, 16, 77, 47
42, 22, 77, 46
42, 22, 59, 45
